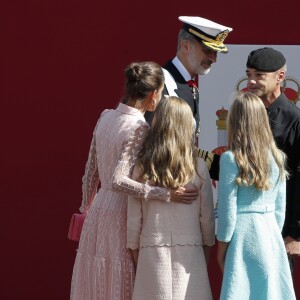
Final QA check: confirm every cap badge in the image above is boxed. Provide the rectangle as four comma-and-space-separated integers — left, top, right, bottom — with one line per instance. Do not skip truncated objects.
216, 30, 229, 43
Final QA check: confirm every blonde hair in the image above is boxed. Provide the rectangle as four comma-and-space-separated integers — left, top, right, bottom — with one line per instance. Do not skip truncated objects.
227, 92, 287, 190
137, 97, 196, 188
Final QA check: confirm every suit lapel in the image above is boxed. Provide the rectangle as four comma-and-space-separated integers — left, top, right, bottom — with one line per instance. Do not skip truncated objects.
163, 61, 195, 107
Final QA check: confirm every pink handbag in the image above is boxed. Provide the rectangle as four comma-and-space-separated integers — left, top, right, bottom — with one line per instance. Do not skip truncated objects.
68, 213, 86, 241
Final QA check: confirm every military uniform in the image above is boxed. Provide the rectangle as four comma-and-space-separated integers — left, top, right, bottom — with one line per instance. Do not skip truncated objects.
145, 59, 221, 181
145, 60, 200, 136
145, 16, 232, 181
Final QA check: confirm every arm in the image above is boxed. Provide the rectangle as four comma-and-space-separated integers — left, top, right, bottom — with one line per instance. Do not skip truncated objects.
198, 158, 215, 249
79, 111, 109, 213
275, 177, 286, 231
216, 152, 239, 256
112, 121, 198, 203
127, 195, 143, 250
216, 152, 238, 272
126, 166, 143, 270
216, 155, 232, 271
112, 121, 170, 201
127, 195, 142, 269
197, 148, 220, 181
285, 171, 300, 254
79, 133, 99, 213
288, 121, 300, 241
285, 121, 300, 254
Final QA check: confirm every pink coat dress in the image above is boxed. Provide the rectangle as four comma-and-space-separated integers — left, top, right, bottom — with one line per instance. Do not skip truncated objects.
127, 158, 215, 300
70, 103, 170, 300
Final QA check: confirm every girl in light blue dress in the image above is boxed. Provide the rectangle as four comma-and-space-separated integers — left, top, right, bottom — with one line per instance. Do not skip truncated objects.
217, 92, 296, 300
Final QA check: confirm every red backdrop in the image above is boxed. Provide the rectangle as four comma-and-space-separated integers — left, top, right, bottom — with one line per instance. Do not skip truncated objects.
2, 1, 299, 299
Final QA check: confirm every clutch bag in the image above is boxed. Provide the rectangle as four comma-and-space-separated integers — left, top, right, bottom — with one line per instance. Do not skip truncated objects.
68, 213, 85, 241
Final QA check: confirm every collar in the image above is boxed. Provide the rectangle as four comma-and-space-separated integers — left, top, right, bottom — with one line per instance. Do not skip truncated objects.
172, 57, 194, 81
115, 103, 145, 119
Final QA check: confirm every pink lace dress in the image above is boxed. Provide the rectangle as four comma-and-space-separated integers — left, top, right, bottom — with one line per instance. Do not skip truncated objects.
70, 103, 170, 300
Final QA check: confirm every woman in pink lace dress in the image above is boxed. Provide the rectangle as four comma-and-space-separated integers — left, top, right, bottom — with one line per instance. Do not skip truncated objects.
69, 61, 165, 300
70, 62, 198, 300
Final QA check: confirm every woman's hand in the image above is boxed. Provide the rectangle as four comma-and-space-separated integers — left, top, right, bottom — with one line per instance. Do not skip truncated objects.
170, 183, 198, 204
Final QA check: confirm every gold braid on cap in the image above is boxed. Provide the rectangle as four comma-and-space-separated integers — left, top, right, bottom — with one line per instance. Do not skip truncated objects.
189, 28, 229, 45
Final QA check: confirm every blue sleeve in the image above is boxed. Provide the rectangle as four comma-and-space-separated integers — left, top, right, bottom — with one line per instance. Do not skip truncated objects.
217, 151, 239, 242
275, 178, 286, 231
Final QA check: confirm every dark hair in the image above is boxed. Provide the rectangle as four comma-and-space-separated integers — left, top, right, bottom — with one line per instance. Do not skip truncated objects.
123, 61, 164, 101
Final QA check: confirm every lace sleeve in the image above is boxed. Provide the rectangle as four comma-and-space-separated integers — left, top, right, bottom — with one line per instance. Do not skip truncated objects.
79, 134, 99, 213
112, 120, 171, 202
79, 112, 110, 213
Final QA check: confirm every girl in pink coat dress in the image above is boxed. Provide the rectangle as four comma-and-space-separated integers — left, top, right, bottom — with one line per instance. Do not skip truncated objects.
127, 97, 215, 300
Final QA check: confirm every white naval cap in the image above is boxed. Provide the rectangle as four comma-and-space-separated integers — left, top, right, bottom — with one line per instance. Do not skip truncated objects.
179, 16, 233, 53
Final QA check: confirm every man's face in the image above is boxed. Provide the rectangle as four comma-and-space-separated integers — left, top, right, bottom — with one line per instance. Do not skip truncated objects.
246, 68, 279, 100
186, 41, 217, 76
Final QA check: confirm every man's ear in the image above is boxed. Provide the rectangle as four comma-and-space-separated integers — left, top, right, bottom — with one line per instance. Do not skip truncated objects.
181, 40, 190, 51
277, 70, 285, 82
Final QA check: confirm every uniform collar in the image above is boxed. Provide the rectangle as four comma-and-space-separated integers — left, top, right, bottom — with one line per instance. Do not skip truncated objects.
172, 56, 194, 81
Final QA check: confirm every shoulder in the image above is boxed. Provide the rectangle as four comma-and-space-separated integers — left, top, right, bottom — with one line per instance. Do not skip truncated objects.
195, 157, 210, 177
125, 120, 150, 145
134, 119, 150, 131
162, 60, 173, 70
219, 151, 240, 180
220, 151, 239, 172
280, 95, 300, 118
100, 108, 110, 116
92, 109, 112, 132
163, 61, 185, 83
220, 151, 236, 163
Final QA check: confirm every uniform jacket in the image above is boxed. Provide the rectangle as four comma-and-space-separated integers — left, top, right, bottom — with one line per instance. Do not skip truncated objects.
145, 60, 220, 180
145, 60, 199, 133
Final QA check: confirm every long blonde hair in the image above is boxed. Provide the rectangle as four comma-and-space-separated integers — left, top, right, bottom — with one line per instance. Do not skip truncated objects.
227, 92, 287, 190
137, 97, 196, 188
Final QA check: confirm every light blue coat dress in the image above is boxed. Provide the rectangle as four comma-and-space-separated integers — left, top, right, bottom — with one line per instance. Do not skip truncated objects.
217, 151, 296, 300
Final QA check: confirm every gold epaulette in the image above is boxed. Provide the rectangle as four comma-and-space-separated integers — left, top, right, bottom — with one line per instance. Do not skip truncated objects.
198, 149, 214, 170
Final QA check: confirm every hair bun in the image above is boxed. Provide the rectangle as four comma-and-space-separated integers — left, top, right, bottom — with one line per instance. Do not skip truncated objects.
126, 62, 142, 82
